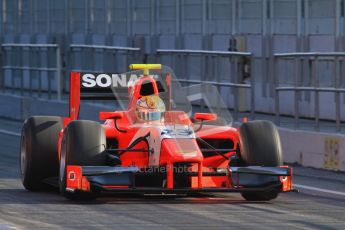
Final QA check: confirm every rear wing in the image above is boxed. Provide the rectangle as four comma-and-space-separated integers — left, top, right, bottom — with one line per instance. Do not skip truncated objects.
69, 72, 134, 120
68, 65, 165, 121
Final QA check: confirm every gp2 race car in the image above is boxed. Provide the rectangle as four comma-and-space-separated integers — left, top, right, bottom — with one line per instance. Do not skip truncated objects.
20, 64, 293, 201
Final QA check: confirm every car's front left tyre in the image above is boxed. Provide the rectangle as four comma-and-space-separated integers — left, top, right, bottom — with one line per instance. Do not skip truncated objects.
239, 120, 283, 201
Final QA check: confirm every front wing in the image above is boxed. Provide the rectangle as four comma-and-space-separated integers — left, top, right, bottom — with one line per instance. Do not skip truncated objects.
65, 165, 293, 194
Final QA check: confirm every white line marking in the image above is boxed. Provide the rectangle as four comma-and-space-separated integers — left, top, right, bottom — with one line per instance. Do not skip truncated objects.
0, 129, 21, 137
294, 184, 345, 197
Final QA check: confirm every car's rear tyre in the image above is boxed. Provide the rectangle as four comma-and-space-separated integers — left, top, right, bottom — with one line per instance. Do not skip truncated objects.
239, 120, 283, 201
20, 116, 63, 191
59, 120, 107, 201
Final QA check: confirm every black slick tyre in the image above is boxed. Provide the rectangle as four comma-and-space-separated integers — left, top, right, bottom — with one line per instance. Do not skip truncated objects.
59, 120, 106, 201
20, 116, 63, 191
239, 120, 283, 201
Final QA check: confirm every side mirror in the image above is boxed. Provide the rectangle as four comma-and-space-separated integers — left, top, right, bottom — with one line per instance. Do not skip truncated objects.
193, 113, 217, 132
194, 113, 217, 121
99, 111, 126, 133
99, 111, 123, 120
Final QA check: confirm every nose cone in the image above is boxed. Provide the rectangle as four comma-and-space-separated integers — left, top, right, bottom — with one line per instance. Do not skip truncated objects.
160, 138, 203, 164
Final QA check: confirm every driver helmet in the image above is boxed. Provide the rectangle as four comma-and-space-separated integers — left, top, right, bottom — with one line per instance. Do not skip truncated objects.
136, 95, 166, 121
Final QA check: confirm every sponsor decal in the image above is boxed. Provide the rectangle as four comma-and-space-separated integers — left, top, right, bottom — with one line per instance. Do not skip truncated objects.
176, 150, 198, 157
81, 73, 139, 88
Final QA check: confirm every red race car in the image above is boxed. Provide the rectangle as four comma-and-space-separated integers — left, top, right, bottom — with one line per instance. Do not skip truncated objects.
20, 64, 293, 201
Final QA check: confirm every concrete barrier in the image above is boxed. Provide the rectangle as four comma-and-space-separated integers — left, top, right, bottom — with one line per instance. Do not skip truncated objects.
0, 93, 114, 121
0, 94, 22, 120
1, 93, 344, 171
279, 128, 345, 171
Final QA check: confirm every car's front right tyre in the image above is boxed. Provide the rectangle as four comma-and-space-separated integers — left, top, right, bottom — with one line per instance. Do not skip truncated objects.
59, 120, 107, 201
20, 116, 62, 191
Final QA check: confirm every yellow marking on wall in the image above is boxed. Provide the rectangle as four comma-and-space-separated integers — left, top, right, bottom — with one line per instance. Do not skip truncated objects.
324, 137, 340, 170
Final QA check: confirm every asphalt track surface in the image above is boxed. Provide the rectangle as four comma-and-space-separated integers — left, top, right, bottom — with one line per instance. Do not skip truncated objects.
1, 118, 345, 230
